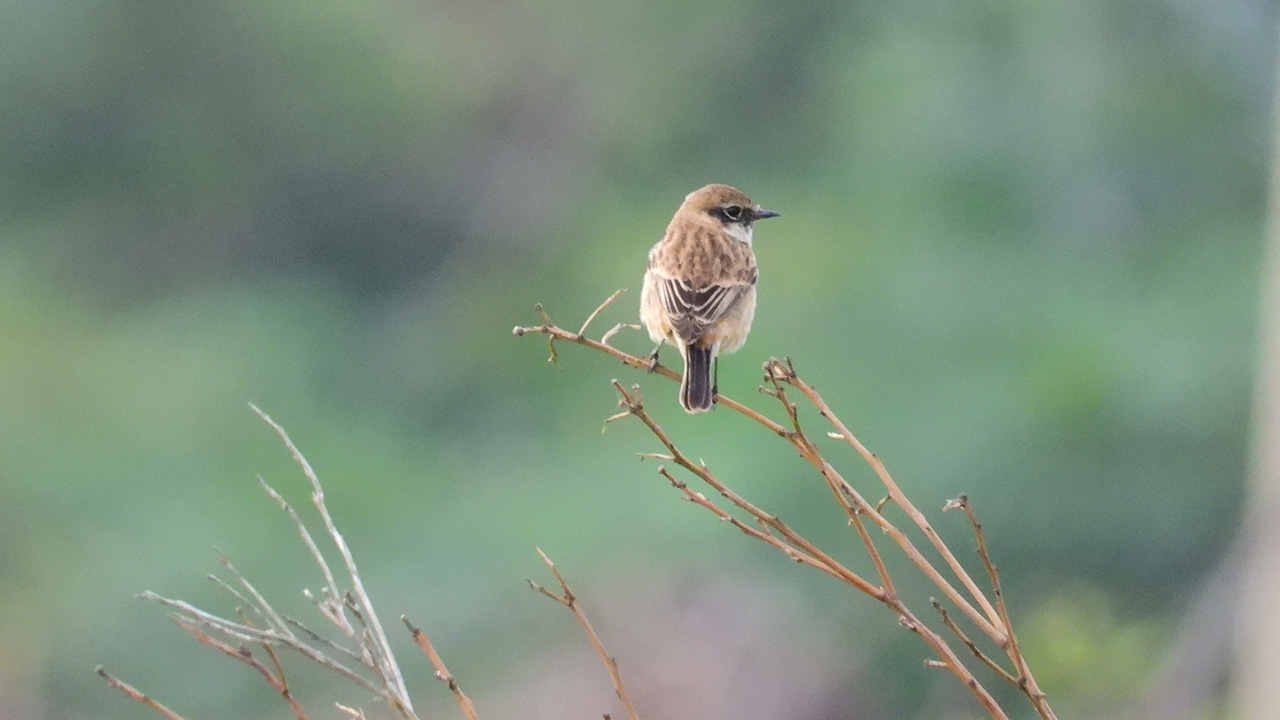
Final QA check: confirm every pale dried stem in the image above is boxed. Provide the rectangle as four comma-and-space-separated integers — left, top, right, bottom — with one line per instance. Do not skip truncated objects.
403, 616, 480, 720
257, 476, 350, 633
141, 591, 385, 697
250, 403, 413, 713
336, 704, 370, 719
579, 288, 628, 336
529, 548, 642, 720
171, 616, 309, 720
214, 549, 295, 638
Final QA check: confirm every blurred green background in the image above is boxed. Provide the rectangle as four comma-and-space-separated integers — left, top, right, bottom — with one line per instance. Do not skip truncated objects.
1, 0, 1273, 718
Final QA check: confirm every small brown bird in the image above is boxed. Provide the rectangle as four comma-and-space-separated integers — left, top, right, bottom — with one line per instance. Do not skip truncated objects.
640, 184, 779, 412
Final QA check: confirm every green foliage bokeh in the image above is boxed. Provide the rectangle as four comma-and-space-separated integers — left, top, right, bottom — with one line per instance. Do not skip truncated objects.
0, 0, 1271, 717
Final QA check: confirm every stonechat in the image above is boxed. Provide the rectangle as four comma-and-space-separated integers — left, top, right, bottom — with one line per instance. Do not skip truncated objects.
640, 184, 778, 412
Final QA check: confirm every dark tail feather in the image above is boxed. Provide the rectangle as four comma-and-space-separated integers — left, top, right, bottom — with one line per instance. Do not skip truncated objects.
680, 345, 714, 412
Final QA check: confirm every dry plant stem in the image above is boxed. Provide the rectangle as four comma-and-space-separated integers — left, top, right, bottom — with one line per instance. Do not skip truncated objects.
336, 704, 370, 720
216, 550, 293, 637
947, 496, 1054, 716
249, 403, 414, 714
529, 548, 641, 720
516, 300, 1056, 720
97, 667, 190, 720
658, 466, 827, 570
616, 382, 882, 598
760, 370, 1001, 641
141, 591, 384, 697
931, 599, 1020, 686
774, 364, 1004, 635
130, 410, 426, 720
172, 616, 309, 720
579, 288, 629, 336
403, 616, 480, 720
513, 303, 790, 436
257, 476, 349, 632
515, 304, 998, 639
767, 363, 1054, 719
611, 383, 1009, 720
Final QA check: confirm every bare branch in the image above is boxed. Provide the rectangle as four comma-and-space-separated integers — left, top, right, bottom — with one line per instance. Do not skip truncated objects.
403, 616, 480, 720
771, 361, 1004, 635
97, 667, 189, 720
931, 598, 1019, 686
579, 288, 628, 336
515, 300, 1059, 720
531, 548, 641, 720
249, 403, 414, 714
257, 476, 350, 634
946, 495, 1053, 715
170, 616, 309, 720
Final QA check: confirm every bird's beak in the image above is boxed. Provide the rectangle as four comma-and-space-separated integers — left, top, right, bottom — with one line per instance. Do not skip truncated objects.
754, 208, 780, 220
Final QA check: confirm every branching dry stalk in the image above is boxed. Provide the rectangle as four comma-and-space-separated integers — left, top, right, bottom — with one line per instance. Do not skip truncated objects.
528, 548, 641, 720
99, 290, 1058, 720
514, 295, 1058, 720
101, 405, 429, 720
101, 401, 652, 720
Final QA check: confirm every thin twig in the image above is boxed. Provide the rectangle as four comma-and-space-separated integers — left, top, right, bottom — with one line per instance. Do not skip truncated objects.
257, 476, 350, 634
97, 667, 189, 720
611, 381, 883, 599
171, 616, 309, 720
336, 704, 369, 719
946, 495, 1054, 715
284, 615, 366, 665
770, 361, 1004, 636
215, 550, 295, 638
514, 301, 1056, 720
250, 403, 414, 715
139, 591, 385, 699
579, 288, 628, 337
608, 382, 1009, 720
403, 616, 480, 720
659, 467, 826, 570
529, 548, 642, 720
513, 305, 791, 437
931, 598, 1019, 686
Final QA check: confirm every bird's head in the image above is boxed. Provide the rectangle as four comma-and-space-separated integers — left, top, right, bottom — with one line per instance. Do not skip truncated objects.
677, 184, 779, 243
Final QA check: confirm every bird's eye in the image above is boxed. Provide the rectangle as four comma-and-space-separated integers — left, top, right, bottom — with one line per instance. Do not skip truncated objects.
722, 205, 743, 220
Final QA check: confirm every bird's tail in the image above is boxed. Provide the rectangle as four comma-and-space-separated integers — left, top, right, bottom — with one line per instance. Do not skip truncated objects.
680, 344, 714, 413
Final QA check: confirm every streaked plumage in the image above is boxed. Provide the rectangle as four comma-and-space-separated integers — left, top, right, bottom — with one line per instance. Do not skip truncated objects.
640, 184, 778, 412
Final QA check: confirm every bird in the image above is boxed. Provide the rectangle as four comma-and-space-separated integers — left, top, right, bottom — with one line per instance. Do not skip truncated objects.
640, 184, 779, 412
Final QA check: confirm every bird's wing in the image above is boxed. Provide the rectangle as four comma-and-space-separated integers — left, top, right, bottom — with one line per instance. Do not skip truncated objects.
654, 274, 752, 344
